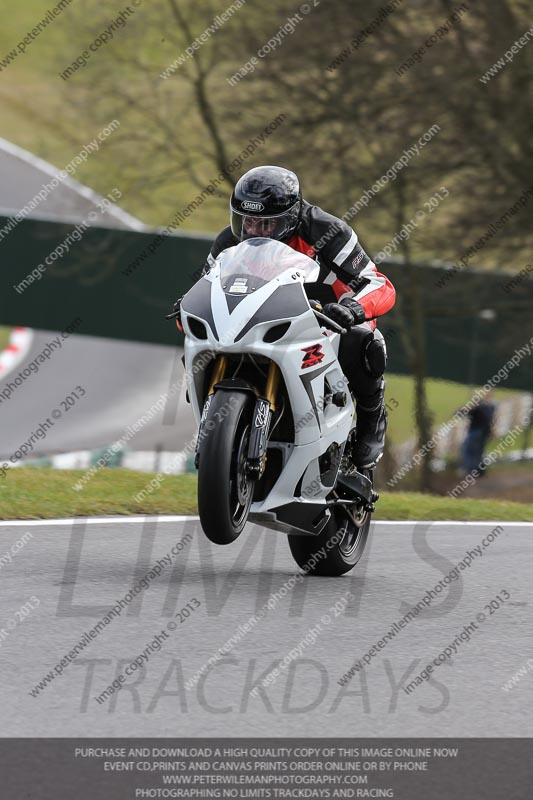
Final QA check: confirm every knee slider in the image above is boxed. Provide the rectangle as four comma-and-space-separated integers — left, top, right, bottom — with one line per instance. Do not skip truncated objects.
363, 336, 387, 378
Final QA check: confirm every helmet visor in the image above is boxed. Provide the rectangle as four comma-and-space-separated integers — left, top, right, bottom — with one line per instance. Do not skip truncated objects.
231, 200, 300, 242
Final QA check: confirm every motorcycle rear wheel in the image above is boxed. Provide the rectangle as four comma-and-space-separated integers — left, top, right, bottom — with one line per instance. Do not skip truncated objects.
287, 469, 373, 576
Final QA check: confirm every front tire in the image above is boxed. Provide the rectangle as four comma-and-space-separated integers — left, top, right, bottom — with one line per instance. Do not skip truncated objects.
197, 390, 254, 545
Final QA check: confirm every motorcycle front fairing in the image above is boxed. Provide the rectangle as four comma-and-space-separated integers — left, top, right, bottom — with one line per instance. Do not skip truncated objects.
180, 239, 354, 520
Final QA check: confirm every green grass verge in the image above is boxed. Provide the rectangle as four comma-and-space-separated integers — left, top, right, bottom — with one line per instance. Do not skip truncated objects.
0, 468, 198, 520
1, 468, 533, 521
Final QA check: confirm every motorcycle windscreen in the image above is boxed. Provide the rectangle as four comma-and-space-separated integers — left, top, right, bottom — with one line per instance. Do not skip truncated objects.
218, 239, 316, 340
218, 237, 319, 293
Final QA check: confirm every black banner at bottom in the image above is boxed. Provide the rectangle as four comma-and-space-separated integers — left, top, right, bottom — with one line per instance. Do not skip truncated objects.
2, 738, 531, 799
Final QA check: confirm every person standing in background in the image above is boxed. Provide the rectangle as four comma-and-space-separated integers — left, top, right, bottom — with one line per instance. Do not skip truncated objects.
461, 392, 497, 475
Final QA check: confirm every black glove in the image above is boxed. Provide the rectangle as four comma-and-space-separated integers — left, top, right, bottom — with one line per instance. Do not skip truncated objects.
323, 298, 366, 328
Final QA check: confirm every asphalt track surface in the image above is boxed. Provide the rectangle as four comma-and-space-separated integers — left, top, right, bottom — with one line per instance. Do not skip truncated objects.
0, 517, 531, 737
0, 135, 145, 229
0, 330, 192, 459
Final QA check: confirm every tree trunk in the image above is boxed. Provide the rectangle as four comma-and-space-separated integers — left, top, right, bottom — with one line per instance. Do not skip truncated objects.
394, 174, 434, 491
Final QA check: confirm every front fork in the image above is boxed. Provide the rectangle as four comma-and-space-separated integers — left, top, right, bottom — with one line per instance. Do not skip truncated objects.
193, 355, 227, 467
195, 356, 281, 476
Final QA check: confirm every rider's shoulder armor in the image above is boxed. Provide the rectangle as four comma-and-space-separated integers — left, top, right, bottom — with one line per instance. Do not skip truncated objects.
297, 201, 372, 281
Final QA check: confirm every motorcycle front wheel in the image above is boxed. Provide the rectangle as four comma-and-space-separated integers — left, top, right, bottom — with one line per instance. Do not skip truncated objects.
197, 390, 254, 545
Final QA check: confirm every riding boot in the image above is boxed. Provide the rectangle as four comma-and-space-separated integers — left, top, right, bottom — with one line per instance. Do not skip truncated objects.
351, 387, 387, 468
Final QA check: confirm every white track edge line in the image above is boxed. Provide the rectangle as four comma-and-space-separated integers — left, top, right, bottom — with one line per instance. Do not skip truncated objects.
0, 517, 532, 528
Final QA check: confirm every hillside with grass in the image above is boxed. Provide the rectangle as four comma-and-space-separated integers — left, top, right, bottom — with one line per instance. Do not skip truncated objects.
1, 1, 531, 263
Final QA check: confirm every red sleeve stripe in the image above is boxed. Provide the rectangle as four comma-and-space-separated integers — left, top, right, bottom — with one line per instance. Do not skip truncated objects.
357, 276, 396, 318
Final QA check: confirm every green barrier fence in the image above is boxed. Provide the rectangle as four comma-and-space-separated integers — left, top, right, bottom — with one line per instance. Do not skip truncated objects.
1, 215, 531, 390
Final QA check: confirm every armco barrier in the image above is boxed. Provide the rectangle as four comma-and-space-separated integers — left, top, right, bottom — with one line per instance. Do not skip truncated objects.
0, 215, 532, 390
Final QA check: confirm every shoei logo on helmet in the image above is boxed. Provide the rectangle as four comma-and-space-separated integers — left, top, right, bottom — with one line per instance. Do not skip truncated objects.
241, 200, 264, 212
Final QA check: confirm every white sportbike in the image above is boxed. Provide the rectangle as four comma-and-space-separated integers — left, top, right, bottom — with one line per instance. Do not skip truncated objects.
177, 238, 379, 576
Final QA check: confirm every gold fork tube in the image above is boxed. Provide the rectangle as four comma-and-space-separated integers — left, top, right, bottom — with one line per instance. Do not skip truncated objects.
208, 354, 227, 394
264, 361, 281, 412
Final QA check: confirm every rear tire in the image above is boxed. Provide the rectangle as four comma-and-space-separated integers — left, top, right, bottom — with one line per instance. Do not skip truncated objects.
288, 469, 373, 576
197, 390, 254, 545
